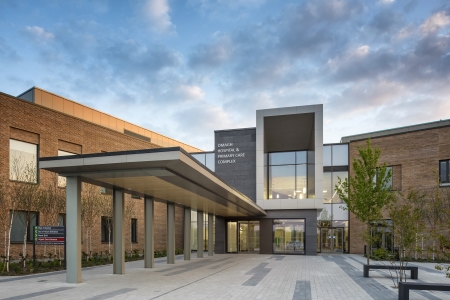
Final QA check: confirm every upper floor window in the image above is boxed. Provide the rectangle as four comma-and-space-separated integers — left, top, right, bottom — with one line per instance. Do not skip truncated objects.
374, 166, 393, 190
265, 151, 309, 199
191, 152, 215, 172
440, 160, 450, 185
58, 150, 77, 187
323, 144, 348, 167
9, 139, 38, 183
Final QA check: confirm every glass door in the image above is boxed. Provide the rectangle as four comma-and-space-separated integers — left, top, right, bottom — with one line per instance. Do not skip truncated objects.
333, 228, 344, 253
321, 228, 332, 252
239, 222, 249, 252
320, 228, 344, 253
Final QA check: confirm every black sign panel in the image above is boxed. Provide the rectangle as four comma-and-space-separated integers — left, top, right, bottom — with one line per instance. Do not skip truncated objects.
34, 226, 65, 245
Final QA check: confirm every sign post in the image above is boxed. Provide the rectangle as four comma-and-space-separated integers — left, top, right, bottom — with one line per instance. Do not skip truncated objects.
34, 226, 66, 265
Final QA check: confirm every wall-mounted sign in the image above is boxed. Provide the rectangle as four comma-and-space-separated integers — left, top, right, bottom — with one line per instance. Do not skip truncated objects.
217, 143, 246, 164
34, 226, 65, 245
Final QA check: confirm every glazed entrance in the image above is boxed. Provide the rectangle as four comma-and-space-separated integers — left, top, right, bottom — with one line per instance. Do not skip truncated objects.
226, 221, 260, 253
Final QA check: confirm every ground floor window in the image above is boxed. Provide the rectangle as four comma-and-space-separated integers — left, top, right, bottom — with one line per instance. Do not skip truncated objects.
273, 219, 305, 254
101, 216, 113, 243
370, 220, 393, 254
10, 211, 38, 243
131, 218, 137, 243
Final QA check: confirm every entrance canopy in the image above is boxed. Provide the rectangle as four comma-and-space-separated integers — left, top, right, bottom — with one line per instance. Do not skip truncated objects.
39, 147, 266, 217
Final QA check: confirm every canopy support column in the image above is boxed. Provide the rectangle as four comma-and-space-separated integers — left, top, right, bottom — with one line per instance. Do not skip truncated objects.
208, 214, 214, 256
144, 196, 154, 268
197, 211, 203, 258
113, 188, 125, 274
66, 176, 82, 283
167, 203, 175, 264
184, 207, 191, 260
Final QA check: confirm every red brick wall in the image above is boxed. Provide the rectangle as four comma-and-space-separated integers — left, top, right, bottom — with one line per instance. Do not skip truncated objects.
0, 92, 185, 259
348, 128, 450, 253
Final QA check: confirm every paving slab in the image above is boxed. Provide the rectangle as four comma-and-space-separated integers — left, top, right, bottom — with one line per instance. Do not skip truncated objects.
1, 254, 450, 299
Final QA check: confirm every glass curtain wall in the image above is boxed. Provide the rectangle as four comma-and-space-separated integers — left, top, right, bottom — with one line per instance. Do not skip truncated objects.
266, 151, 312, 199
319, 144, 349, 253
273, 219, 305, 254
227, 221, 260, 253
191, 152, 215, 172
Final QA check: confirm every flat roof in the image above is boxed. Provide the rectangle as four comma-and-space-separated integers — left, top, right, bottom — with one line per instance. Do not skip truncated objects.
341, 118, 450, 143
40, 147, 266, 217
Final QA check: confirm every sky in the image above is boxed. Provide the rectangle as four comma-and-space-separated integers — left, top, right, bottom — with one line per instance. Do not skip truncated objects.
1, 0, 449, 151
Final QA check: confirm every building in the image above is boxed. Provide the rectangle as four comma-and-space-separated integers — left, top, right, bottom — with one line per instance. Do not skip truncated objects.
1, 87, 202, 259
1, 86, 450, 283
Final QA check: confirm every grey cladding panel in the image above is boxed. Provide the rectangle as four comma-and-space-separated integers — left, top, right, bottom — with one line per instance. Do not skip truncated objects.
215, 128, 256, 202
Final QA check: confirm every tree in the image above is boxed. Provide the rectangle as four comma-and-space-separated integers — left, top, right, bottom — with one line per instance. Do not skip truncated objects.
125, 197, 137, 253
38, 178, 65, 259
81, 184, 101, 258
9, 155, 40, 267
335, 139, 395, 266
387, 189, 425, 285
99, 192, 113, 256
420, 173, 449, 260
0, 182, 10, 272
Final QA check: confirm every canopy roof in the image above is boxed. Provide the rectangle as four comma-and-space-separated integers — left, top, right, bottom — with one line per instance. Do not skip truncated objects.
39, 147, 266, 217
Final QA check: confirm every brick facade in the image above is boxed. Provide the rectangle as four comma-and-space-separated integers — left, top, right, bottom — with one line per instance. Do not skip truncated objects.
348, 127, 450, 253
0, 92, 184, 259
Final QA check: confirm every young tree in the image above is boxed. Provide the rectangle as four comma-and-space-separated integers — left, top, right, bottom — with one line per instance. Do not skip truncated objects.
81, 184, 101, 258
9, 156, 40, 267
0, 182, 10, 272
125, 196, 137, 253
99, 192, 113, 256
38, 178, 66, 258
335, 139, 395, 266
388, 189, 425, 285
420, 173, 449, 260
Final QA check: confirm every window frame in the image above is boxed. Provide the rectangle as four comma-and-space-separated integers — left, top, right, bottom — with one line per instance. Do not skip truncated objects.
101, 216, 113, 243
10, 210, 39, 243
265, 150, 309, 199
131, 218, 138, 243
440, 159, 450, 185
9, 139, 39, 184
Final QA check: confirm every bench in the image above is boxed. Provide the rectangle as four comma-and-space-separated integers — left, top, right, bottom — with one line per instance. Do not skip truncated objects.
363, 264, 418, 279
398, 282, 450, 300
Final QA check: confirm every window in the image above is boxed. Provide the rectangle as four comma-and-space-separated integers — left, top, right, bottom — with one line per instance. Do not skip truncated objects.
273, 219, 305, 254
131, 218, 138, 243
10, 211, 38, 243
101, 216, 113, 243
323, 144, 349, 167
191, 152, 215, 172
374, 166, 393, 189
58, 214, 66, 226
266, 151, 311, 199
9, 139, 38, 183
440, 160, 450, 185
370, 220, 393, 254
58, 150, 77, 187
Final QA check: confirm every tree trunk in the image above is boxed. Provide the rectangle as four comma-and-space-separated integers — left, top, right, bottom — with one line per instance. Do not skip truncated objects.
23, 221, 28, 268
367, 221, 370, 266
7, 212, 14, 272
108, 228, 111, 257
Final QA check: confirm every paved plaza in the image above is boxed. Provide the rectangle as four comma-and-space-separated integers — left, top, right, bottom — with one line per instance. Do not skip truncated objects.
1, 254, 450, 300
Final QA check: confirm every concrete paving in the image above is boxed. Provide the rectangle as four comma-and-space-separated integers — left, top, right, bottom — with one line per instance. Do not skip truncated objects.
1, 253, 450, 299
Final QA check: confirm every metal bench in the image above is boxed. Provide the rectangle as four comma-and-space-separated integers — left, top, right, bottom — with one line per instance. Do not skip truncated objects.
398, 282, 450, 300
363, 264, 418, 279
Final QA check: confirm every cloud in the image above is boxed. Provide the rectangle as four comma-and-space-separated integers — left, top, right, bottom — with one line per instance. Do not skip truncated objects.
0, 37, 21, 61
419, 11, 450, 34
188, 35, 233, 69
24, 26, 55, 42
378, 0, 394, 4
142, 0, 175, 34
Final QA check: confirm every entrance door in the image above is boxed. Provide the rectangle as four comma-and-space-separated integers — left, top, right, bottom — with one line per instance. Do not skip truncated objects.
320, 228, 344, 253
238, 221, 260, 253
